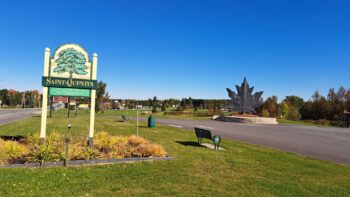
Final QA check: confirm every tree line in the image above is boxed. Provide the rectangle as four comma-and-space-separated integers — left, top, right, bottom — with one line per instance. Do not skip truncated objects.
258, 86, 350, 126
0, 89, 40, 108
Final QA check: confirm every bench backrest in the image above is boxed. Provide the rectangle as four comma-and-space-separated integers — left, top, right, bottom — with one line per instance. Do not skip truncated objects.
122, 115, 129, 120
194, 128, 212, 140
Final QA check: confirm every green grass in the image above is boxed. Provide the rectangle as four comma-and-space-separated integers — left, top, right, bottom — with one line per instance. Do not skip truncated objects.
0, 111, 349, 196
277, 118, 346, 128
101, 109, 214, 120
277, 119, 321, 127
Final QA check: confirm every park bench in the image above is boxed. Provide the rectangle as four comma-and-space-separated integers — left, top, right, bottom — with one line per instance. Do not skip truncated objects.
122, 115, 129, 122
194, 127, 221, 149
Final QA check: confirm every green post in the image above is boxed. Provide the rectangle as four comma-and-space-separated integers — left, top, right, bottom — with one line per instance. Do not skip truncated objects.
67, 97, 70, 118
64, 124, 71, 167
49, 96, 53, 117
75, 103, 77, 117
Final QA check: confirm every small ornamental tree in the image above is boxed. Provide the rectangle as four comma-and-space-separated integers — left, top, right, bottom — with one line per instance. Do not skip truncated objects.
152, 96, 158, 113
54, 48, 88, 77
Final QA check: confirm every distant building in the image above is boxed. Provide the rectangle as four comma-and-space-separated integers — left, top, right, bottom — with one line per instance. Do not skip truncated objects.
53, 96, 68, 103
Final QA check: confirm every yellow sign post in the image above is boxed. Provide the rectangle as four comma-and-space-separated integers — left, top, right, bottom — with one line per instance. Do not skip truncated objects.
40, 44, 98, 145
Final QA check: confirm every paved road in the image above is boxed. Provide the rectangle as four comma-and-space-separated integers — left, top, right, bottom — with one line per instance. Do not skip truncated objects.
0, 108, 40, 125
138, 117, 350, 164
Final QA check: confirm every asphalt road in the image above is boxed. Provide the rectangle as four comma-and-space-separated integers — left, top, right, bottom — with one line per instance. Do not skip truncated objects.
0, 108, 40, 125
138, 117, 350, 164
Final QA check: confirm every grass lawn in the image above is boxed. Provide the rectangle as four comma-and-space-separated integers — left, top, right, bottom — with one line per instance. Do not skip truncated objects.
0, 111, 349, 196
101, 109, 214, 120
277, 118, 347, 128
277, 119, 322, 127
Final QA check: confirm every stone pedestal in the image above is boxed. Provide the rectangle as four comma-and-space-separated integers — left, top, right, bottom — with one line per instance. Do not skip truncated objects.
213, 115, 278, 125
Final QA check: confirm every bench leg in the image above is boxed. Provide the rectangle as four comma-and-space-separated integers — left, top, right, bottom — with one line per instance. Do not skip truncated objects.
198, 137, 202, 145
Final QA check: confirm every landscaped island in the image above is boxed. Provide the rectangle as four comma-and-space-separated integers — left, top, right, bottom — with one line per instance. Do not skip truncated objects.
0, 132, 167, 166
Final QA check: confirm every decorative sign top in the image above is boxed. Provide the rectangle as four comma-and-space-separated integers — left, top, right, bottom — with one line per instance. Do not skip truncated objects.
50, 44, 92, 80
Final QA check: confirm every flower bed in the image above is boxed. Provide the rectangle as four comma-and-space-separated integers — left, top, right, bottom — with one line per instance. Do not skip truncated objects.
0, 132, 167, 165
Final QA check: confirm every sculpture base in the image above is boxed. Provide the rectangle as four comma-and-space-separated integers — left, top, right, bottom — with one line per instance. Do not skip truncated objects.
213, 115, 278, 125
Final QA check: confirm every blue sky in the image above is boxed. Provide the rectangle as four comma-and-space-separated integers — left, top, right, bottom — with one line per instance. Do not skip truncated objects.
0, 0, 349, 100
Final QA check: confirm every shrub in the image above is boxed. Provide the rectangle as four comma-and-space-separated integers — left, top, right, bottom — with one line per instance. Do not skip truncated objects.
107, 136, 133, 159
27, 132, 40, 145
109, 144, 134, 158
261, 109, 270, 117
26, 131, 64, 164
128, 135, 149, 147
144, 144, 167, 157
114, 136, 129, 146
0, 139, 29, 164
330, 120, 347, 127
316, 119, 331, 126
133, 144, 167, 157
69, 136, 98, 160
94, 132, 115, 152
285, 106, 301, 121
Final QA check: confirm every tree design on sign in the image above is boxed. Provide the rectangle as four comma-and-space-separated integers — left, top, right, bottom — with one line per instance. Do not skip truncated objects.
54, 48, 88, 77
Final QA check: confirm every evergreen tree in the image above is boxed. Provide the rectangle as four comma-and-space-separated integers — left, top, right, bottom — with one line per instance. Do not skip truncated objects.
96, 81, 109, 112
152, 96, 158, 113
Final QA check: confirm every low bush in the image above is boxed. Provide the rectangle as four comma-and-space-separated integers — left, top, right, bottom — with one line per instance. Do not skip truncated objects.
316, 119, 331, 126
0, 139, 29, 164
95, 132, 116, 152
26, 131, 65, 164
329, 120, 347, 127
133, 143, 167, 157
128, 135, 149, 146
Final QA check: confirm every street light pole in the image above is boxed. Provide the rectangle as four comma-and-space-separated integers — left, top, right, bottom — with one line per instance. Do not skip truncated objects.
64, 124, 72, 167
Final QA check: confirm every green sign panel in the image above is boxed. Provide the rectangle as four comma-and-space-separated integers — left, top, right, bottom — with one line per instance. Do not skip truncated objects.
42, 77, 97, 89
49, 87, 91, 97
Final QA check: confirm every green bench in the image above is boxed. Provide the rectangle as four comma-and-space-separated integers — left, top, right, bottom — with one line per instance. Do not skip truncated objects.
122, 115, 129, 122
194, 127, 221, 150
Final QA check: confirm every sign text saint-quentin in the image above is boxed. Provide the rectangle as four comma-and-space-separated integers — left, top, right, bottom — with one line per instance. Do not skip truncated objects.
42, 76, 97, 89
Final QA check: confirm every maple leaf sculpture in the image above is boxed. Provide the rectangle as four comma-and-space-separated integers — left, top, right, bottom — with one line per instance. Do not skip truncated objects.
226, 77, 263, 114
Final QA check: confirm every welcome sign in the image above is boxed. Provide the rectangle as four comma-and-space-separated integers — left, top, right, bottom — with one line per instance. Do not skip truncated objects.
40, 44, 98, 145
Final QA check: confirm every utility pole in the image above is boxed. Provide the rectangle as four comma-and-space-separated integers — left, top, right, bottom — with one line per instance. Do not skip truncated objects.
137, 108, 139, 136
39, 95, 41, 108
22, 92, 26, 108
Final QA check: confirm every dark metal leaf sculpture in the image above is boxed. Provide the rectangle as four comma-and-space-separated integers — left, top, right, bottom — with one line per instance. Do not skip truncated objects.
226, 77, 263, 114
